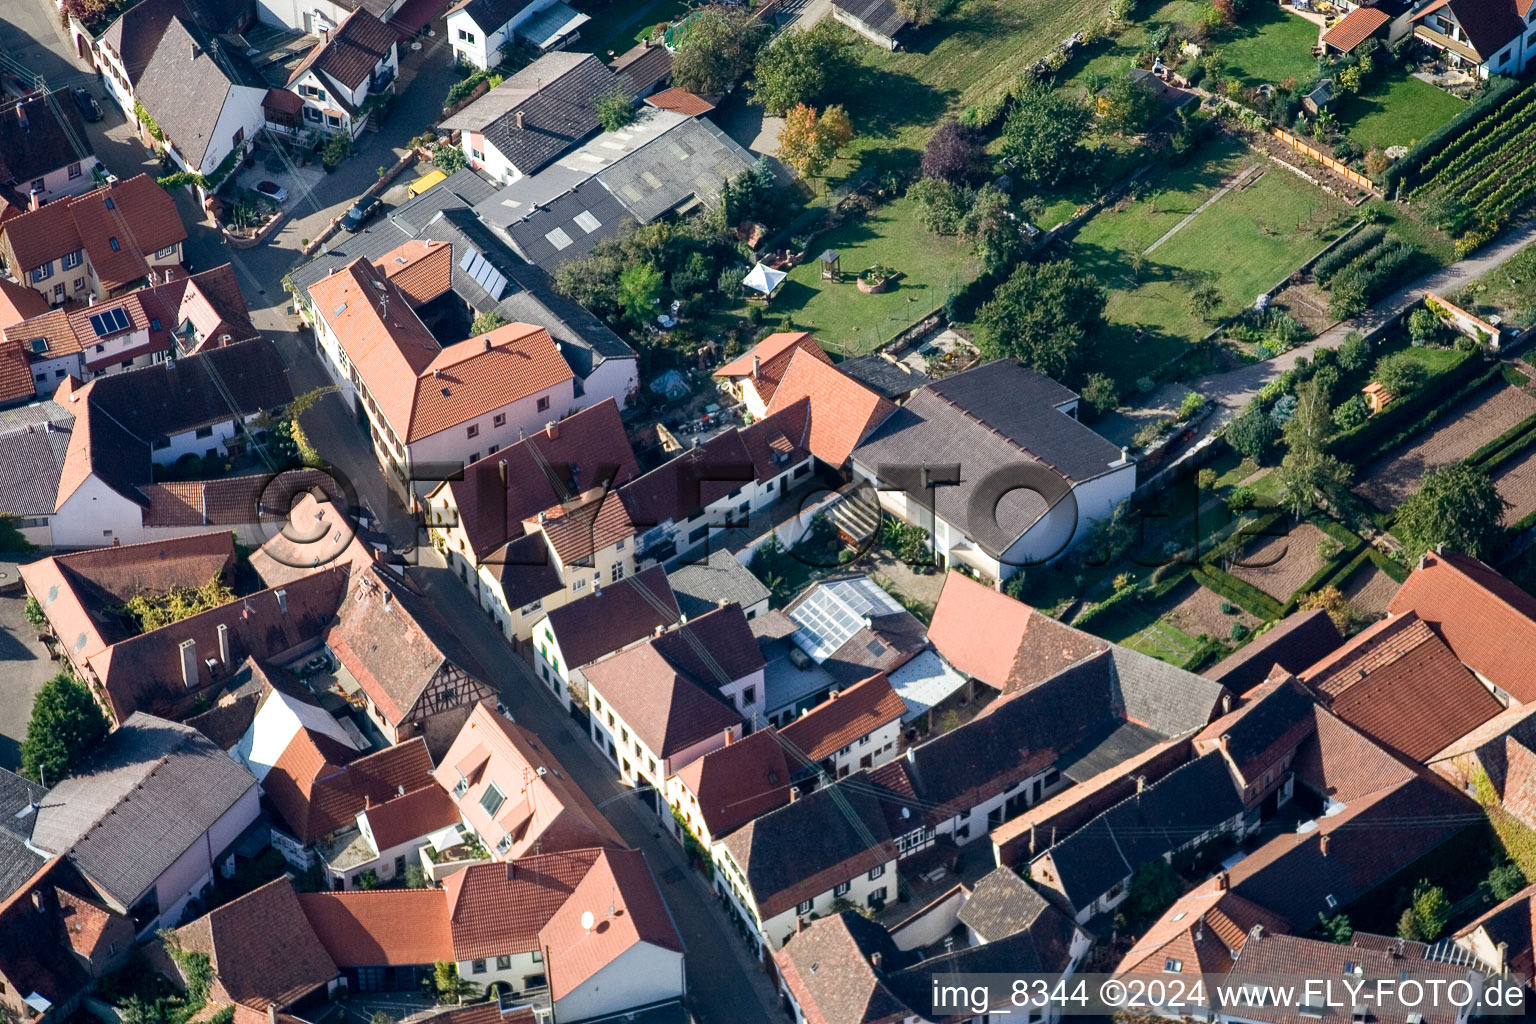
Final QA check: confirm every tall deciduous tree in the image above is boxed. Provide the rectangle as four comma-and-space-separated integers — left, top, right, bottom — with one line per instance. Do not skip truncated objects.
750, 21, 854, 115
921, 117, 983, 185
961, 183, 1028, 275
672, 7, 769, 97
1000, 88, 1093, 186
1395, 462, 1506, 562
617, 262, 664, 324
594, 83, 636, 132
777, 103, 853, 180
973, 260, 1105, 380
20, 672, 109, 785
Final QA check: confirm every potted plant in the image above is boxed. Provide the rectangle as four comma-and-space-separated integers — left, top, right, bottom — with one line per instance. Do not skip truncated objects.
857, 264, 897, 294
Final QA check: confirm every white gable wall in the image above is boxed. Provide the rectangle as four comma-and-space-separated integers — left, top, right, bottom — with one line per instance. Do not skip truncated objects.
550, 940, 685, 1023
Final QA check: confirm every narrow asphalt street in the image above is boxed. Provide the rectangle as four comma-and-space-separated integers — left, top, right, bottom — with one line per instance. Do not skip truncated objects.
411, 557, 786, 1024
1186, 218, 1536, 424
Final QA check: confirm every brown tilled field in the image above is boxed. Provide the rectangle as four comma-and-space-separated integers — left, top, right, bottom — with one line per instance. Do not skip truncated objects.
1227, 522, 1332, 602
1164, 579, 1261, 637
1340, 563, 1398, 619
1355, 383, 1536, 510
1495, 447, 1536, 526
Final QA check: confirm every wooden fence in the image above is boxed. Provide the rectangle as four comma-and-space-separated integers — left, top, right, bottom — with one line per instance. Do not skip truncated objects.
1269, 128, 1379, 194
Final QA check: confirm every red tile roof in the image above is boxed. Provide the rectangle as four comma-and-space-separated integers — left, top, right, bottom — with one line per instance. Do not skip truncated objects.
927, 571, 1106, 693
175, 878, 337, 1012
644, 87, 715, 117
779, 672, 906, 763
19, 530, 236, 668
1301, 612, 1502, 761
435, 399, 640, 562
671, 727, 791, 839
377, 239, 454, 307
443, 853, 595, 959
0, 276, 47, 329
766, 349, 895, 467
141, 469, 341, 529
0, 339, 35, 406
715, 331, 831, 406
264, 733, 437, 846
362, 784, 460, 850
434, 704, 623, 859
582, 642, 743, 758
413, 322, 574, 441
1388, 550, 1536, 703
1116, 876, 1288, 977
297, 889, 454, 965
2, 174, 187, 290
1501, 735, 1536, 831
1322, 5, 1389, 50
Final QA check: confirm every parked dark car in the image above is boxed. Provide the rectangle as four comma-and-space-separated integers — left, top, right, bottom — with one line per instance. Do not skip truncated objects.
72, 87, 102, 122
340, 195, 381, 232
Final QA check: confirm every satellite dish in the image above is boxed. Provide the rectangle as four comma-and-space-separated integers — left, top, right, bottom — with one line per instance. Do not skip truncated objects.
581, 910, 595, 932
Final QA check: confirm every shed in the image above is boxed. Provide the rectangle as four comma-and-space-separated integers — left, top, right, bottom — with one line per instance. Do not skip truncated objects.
1303, 78, 1335, 115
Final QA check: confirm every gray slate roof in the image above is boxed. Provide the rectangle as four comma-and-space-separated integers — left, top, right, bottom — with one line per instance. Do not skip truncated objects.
136, 17, 266, 171
288, 169, 633, 377
493, 113, 753, 272
834, 355, 930, 400
958, 866, 1053, 942
852, 360, 1127, 556
668, 549, 771, 620
30, 713, 257, 908
832, 0, 911, 38
453, 0, 536, 34
0, 409, 71, 517
0, 768, 47, 901
466, 53, 620, 176
1035, 752, 1245, 910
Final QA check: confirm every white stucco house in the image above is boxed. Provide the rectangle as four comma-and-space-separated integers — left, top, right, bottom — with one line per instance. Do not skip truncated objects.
286, 9, 399, 139
445, 0, 590, 69
851, 360, 1135, 580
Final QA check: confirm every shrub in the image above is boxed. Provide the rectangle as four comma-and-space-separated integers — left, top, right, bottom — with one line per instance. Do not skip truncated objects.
1178, 391, 1205, 421
1229, 621, 1249, 642
1332, 394, 1368, 430
1226, 411, 1278, 461
1226, 485, 1258, 513
1313, 226, 1386, 284
1219, 600, 1237, 614
1408, 306, 1444, 346
1337, 331, 1369, 371
1080, 373, 1120, 422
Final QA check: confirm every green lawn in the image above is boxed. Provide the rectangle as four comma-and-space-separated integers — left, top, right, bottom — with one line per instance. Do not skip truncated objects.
579, 0, 692, 58
1070, 138, 1351, 385
1219, 6, 1322, 87
748, 195, 978, 354
1336, 73, 1466, 152
818, 0, 1117, 191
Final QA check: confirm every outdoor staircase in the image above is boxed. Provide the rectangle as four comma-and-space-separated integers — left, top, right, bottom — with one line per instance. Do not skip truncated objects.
822, 485, 881, 545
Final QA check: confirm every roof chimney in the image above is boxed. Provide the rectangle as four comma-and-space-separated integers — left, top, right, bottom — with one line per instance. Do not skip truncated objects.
1135, 775, 1146, 793
1217, 870, 1229, 891
179, 638, 198, 689
275, 589, 288, 615
788, 785, 800, 803
29, 188, 42, 212
752, 355, 761, 379
515, 110, 525, 129
217, 622, 231, 667
1498, 941, 1509, 974
190, 42, 198, 61
31, 891, 44, 913
653, 624, 665, 638
1221, 693, 1232, 714
546, 420, 558, 440
483, 337, 492, 351
1319, 833, 1330, 856
723, 728, 734, 746
870, 952, 882, 970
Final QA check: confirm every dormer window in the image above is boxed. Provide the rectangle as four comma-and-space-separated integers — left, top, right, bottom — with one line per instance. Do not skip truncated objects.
452, 773, 469, 798
495, 830, 512, 855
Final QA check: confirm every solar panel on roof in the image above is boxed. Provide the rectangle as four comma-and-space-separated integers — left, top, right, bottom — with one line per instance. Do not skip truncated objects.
87, 307, 131, 337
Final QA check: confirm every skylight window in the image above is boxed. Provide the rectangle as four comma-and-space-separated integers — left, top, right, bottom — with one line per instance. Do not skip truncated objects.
789, 577, 904, 662
480, 781, 505, 817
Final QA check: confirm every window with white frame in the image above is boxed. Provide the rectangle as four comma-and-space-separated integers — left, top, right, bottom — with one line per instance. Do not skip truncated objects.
480, 781, 505, 816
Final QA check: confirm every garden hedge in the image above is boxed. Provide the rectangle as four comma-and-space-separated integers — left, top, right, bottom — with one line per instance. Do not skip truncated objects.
1312, 225, 1386, 285
1328, 350, 1481, 462
1470, 411, 1536, 468
1380, 75, 1521, 194
1192, 565, 1284, 620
